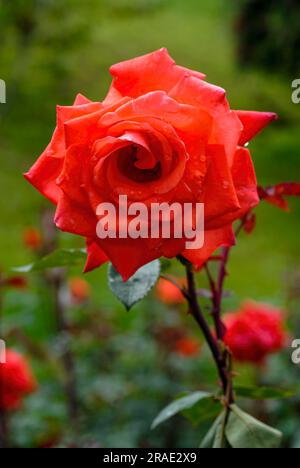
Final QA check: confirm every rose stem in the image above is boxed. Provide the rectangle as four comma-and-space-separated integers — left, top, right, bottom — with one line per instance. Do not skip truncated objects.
180, 258, 234, 403
41, 209, 79, 431
0, 410, 9, 449
52, 272, 79, 429
201, 215, 250, 400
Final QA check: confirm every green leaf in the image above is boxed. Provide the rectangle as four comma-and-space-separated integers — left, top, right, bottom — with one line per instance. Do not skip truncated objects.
151, 391, 212, 430
160, 258, 172, 272
182, 398, 222, 426
200, 412, 228, 448
108, 260, 160, 311
213, 415, 231, 449
225, 405, 282, 448
13, 248, 87, 273
235, 385, 295, 400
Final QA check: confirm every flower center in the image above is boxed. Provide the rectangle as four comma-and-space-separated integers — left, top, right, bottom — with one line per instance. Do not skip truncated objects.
117, 145, 162, 183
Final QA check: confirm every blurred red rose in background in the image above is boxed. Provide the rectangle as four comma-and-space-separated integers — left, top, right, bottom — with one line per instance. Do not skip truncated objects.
174, 337, 201, 357
69, 277, 91, 303
156, 277, 185, 305
22, 227, 42, 251
2, 276, 28, 289
0, 350, 37, 411
223, 301, 286, 364
25, 48, 276, 280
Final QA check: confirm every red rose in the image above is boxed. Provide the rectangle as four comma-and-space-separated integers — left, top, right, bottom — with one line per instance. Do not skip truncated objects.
4, 276, 28, 289
69, 277, 91, 303
0, 350, 37, 411
22, 227, 42, 250
223, 301, 286, 364
25, 49, 276, 280
174, 337, 201, 357
156, 277, 186, 305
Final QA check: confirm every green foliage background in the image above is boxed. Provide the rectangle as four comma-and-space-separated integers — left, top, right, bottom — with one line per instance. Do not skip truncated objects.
0, 0, 300, 448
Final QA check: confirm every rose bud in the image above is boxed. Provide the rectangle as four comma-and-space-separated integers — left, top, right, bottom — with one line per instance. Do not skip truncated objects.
223, 301, 287, 364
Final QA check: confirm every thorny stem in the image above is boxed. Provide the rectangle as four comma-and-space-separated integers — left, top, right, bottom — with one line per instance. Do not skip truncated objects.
207, 215, 249, 340
182, 259, 234, 404
198, 216, 250, 403
177, 218, 250, 406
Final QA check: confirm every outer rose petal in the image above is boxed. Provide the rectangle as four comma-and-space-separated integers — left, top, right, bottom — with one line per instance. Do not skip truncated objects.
203, 145, 241, 227
230, 147, 260, 216
54, 144, 97, 237
93, 235, 187, 281
74, 93, 92, 105
104, 48, 205, 103
205, 147, 260, 229
182, 225, 235, 270
54, 194, 96, 237
24, 95, 102, 204
236, 110, 277, 146
24, 145, 64, 204
96, 238, 165, 281
84, 239, 108, 273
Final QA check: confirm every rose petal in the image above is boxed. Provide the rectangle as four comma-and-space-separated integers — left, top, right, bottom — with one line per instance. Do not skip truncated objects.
236, 110, 277, 146
104, 48, 205, 103
83, 239, 108, 273
203, 145, 241, 228
24, 98, 103, 204
182, 225, 235, 270
170, 75, 242, 165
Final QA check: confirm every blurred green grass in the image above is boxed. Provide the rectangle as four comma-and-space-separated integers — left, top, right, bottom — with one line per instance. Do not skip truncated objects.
0, 0, 299, 305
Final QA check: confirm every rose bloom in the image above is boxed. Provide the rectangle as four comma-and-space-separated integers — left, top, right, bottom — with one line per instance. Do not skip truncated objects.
25, 49, 276, 280
156, 277, 186, 304
3, 276, 28, 289
69, 277, 91, 303
223, 301, 286, 364
0, 350, 37, 411
174, 337, 201, 357
22, 227, 42, 250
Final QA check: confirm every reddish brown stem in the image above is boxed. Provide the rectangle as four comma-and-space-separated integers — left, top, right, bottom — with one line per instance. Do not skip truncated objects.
0, 411, 9, 448
183, 260, 233, 402
52, 272, 79, 429
41, 208, 79, 430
